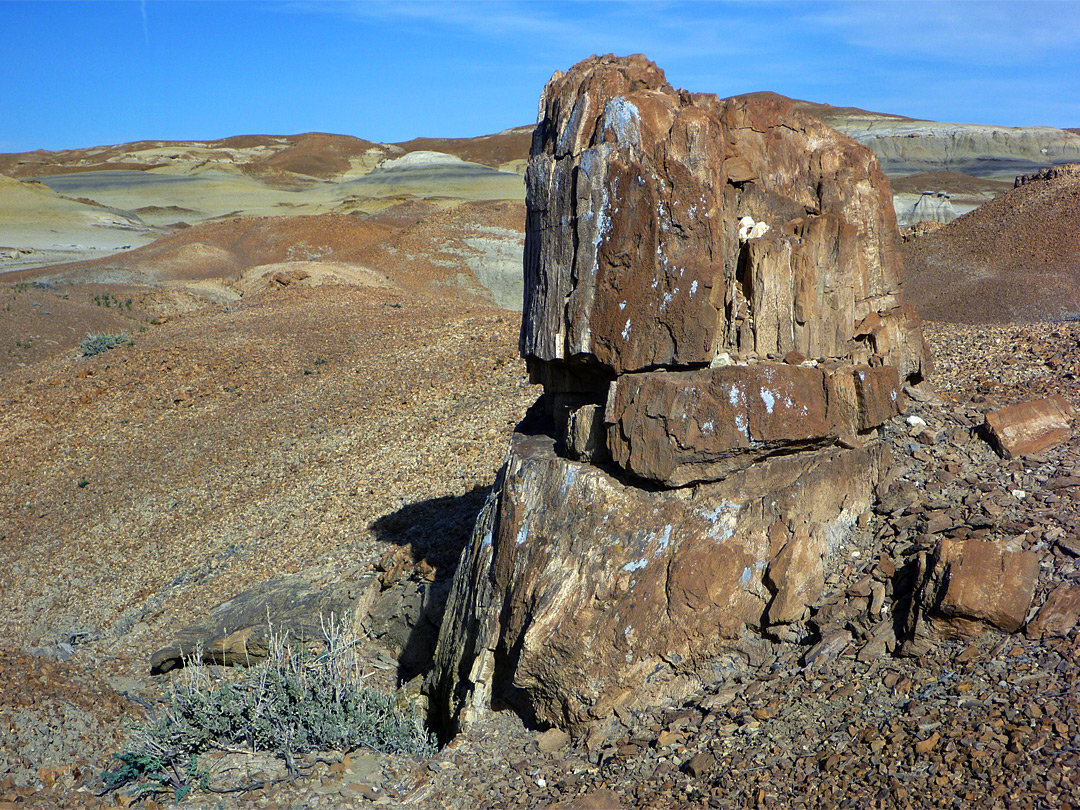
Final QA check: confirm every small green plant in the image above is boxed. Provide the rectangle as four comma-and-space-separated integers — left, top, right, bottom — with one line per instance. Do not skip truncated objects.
102, 750, 197, 801
102, 618, 435, 801
91, 293, 132, 310
80, 332, 128, 357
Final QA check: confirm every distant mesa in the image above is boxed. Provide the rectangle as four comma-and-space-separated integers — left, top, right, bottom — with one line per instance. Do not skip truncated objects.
783, 96, 1080, 182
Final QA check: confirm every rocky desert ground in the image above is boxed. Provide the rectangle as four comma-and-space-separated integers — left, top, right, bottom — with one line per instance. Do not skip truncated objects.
1, 57, 1079, 810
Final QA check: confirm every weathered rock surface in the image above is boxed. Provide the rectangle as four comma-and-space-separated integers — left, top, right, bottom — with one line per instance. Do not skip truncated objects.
1014, 162, 1080, 186
606, 363, 900, 486
430, 425, 887, 733
1025, 584, 1080, 639
924, 539, 1040, 635
520, 54, 930, 384
984, 395, 1074, 458
149, 576, 376, 674
431, 54, 930, 738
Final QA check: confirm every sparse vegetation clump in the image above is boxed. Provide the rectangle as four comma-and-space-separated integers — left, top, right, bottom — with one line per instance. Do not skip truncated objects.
102, 619, 435, 801
91, 293, 132, 310
79, 331, 129, 356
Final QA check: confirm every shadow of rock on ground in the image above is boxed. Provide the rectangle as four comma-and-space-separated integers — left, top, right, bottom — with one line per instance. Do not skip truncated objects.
146, 486, 496, 686
367, 486, 494, 683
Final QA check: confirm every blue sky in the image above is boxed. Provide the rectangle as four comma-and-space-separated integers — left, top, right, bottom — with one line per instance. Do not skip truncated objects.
1, 0, 1078, 153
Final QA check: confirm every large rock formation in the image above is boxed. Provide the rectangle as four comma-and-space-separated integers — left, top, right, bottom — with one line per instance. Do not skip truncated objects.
430, 55, 930, 737
896, 191, 958, 227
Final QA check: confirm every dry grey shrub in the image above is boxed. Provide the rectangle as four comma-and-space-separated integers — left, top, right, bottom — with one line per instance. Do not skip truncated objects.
102, 616, 435, 800
79, 331, 129, 357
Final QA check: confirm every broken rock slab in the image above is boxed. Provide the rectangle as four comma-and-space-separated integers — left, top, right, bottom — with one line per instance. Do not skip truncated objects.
606, 363, 900, 486
983, 395, 1074, 458
1025, 584, 1080, 640
924, 539, 1040, 636
150, 576, 379, 674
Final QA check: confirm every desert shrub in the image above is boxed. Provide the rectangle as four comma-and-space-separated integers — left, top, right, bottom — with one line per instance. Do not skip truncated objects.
102, 618, 435, 800
80, 332, 128, 357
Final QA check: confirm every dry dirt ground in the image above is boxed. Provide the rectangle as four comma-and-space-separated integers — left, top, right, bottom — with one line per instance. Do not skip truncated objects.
1, 272, 1079, 809
2, 133, 1079, 810
902, 167, 1080, 323
0, 279, 536, 808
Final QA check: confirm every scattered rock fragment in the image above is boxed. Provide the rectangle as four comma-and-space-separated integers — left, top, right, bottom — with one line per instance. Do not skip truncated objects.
1025, 584, 1080, 639
983, 395, 1074, 458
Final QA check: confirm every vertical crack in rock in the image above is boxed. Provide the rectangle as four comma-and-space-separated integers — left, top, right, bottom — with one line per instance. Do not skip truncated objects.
429, 54, 931, 739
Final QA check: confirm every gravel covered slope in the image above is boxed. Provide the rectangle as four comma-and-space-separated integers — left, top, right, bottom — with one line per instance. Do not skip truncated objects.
902, 168, 1080, 323
2, 294, 1079, 808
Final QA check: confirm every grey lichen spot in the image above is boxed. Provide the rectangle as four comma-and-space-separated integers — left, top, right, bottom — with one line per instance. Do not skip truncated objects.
601, 96, 642, 150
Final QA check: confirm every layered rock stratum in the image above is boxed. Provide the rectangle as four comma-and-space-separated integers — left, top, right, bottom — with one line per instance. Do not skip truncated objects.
781, 97, 1080, 182
430, 54, 931, 737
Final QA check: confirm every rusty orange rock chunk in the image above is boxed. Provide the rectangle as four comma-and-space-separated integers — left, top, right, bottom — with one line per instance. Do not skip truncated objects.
1025, 584, 1080, 639
983, 395, 1074, 458
935, 539, 1040, 634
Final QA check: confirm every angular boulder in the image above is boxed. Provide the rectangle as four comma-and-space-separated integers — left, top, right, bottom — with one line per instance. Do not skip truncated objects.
925, 539, 1040, 635
1025, 584, 1080, 640
430, 425, 887, 732
150, 577, 376, 674
983, 395, 1074, 458
520, 54, 930, 383
430, 54, 928, 737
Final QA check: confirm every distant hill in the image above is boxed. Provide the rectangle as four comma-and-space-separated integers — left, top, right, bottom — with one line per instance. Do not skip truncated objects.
902, 164, 1080, 322
0, 133, 393, 186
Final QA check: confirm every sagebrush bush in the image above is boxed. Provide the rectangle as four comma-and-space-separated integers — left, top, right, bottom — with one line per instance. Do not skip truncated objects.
80, 332, 128, 357
103, 618, 435, 800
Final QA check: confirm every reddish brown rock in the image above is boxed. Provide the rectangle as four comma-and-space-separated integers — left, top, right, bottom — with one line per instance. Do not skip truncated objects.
606, 363, 900, 485
983, 395, 1074, 458
432, 54, 924, 739
429, 429, 886, 733
1025, 584, 1080, 639
520, 53, 930, 383
929, 539, 1040, 634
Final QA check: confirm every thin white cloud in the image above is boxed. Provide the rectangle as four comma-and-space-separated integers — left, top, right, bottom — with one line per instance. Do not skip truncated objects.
277, 0, 1079, 128
322, 1, 764, 62
804, 0, 1080, 67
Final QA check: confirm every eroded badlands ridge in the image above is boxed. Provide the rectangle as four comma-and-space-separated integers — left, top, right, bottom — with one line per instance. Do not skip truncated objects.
430, 54, 931, 737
